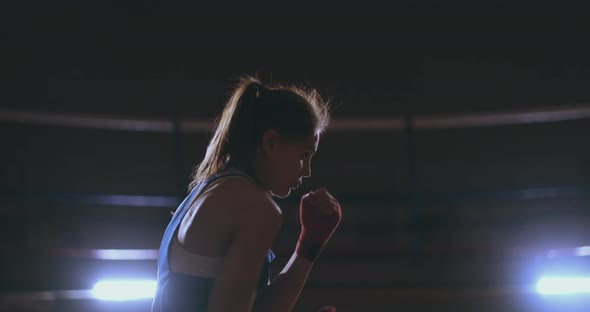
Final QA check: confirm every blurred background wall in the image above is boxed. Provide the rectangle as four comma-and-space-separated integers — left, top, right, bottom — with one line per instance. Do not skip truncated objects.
1, 1, 590, 311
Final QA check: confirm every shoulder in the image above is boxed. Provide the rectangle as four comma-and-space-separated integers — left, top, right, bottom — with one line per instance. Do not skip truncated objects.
203, 176, 282, 225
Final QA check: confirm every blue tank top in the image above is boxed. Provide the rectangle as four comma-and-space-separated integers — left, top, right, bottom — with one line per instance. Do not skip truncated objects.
152, 171, 276, 312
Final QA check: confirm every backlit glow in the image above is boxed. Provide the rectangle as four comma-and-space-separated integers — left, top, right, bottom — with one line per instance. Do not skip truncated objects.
536, 277, 590, 295
574, 246, 590, 257
91, 279, 157, 301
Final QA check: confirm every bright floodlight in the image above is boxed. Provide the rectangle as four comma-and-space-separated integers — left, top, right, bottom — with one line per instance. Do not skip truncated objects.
536, 277, 590, 295
575, 246, 590, 257
91, 279, 157, 301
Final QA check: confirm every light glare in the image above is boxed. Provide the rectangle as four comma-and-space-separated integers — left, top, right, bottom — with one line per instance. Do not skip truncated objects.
91, 279, 157, 301
536, 277, 590, 295
574, 246, 590, 257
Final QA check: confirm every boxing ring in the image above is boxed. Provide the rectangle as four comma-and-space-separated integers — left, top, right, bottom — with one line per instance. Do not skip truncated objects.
1, 105, 589, 311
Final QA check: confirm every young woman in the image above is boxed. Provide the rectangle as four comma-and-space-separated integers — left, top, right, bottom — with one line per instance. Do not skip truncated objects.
152, 76, 342, 312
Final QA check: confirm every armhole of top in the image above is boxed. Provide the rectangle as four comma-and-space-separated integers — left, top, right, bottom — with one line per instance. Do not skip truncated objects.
174, 171, 260, 250
187, 171, 257, 209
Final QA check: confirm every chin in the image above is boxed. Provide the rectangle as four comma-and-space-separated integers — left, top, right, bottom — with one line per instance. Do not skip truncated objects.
271, 188, 292, 199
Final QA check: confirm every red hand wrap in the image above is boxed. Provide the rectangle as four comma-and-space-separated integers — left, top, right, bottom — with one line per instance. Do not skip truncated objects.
295, 191, 341, 262
317, 305, 337, 312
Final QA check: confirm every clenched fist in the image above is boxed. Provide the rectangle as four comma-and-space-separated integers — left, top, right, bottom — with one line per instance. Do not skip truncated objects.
295, 188, 342, 261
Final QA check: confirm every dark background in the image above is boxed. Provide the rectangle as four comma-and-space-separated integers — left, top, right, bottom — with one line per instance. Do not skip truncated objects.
1, 1, 590, 311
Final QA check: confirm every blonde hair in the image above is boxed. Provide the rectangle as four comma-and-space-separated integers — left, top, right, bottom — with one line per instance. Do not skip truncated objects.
188, 76, 330, 191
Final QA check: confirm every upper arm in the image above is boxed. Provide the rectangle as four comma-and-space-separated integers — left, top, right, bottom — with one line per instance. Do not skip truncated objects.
207, 193, 282, 312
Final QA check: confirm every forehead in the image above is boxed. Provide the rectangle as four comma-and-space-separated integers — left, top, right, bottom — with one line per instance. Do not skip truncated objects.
301, 133, 319, 151
285, 133, 319, 151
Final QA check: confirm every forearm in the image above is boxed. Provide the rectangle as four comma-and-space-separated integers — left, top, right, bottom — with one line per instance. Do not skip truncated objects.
253, 252, 314, 312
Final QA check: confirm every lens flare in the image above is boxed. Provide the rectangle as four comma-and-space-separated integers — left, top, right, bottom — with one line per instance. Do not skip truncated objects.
91, 279, 157, 301
536, 276, 590, 295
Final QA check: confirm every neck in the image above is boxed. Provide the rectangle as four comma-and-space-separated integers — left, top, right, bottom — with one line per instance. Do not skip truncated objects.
248, 161, 273, 196
229, 164, 271, 196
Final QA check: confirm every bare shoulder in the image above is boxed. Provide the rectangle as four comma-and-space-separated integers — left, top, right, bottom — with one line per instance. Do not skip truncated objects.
204, 176, 282, 225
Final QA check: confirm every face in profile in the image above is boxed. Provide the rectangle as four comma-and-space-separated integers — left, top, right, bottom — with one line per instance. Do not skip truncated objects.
266, 132, 319, 198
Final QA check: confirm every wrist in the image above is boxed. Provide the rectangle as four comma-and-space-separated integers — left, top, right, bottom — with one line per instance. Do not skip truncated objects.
293, 250, 315, 267
295, 239, 324, 262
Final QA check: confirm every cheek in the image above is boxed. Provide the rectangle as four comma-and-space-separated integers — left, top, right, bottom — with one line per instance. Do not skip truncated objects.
276, 155, 299, 179
286, 159, 302, 179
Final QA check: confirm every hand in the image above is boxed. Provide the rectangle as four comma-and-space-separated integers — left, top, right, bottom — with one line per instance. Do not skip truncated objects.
296, 188, 342, 261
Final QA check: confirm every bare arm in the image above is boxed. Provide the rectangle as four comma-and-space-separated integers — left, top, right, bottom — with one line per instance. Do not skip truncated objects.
252, 251, 314, 312
254, 188, 342, 312
206, 194, 283, 312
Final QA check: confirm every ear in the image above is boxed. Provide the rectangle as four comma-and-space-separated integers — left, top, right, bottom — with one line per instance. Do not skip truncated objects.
261, 129, 281, 159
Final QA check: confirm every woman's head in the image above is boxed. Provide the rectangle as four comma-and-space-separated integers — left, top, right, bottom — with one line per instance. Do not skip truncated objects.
190, 76, 330, 197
